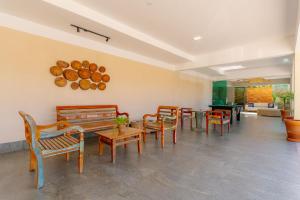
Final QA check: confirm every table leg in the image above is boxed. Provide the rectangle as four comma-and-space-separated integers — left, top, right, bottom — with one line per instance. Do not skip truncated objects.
236, 107, 241, 121
143, 130, 146, 143
137, 134, 142, 154
99, 136, 104, 155
111, 139, 116, 163
230, 108, 233, 124
195, 114, 198, 128
124, 138, 127, 149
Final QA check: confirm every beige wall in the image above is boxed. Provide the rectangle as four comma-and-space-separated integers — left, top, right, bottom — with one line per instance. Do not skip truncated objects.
0, 27, 211, 144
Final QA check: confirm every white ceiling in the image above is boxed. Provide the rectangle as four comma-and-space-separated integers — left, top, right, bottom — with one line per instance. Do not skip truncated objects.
0, 0, 298, 79
194, 55, 293, 80
75, 0, 298, 55
0, 0, 189, 64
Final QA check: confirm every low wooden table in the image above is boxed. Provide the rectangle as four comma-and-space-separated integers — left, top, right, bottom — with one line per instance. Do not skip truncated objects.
95, 127, 142, 163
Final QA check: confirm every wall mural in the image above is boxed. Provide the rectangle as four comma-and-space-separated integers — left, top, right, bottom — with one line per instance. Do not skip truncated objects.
50, 60, 110, 91
246, 85, 273, 103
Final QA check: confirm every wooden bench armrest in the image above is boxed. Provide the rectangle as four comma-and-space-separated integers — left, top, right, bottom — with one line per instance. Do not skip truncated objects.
117, 112, 129, 118
40, 125, 84, 139
37, 121, 71, 130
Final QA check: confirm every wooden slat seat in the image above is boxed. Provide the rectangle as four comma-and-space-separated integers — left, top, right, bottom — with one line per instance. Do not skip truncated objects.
145, 121, 176, 130
39, 135, 79, 151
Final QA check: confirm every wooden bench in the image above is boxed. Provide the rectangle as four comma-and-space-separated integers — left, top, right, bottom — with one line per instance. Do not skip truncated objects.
56, 105, 129, 133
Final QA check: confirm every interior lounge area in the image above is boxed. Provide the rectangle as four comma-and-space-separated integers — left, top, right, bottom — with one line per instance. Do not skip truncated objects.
1, 0, 300, 199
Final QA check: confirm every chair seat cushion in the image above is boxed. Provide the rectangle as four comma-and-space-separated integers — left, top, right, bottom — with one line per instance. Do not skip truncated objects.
38, 135, 79, 155
209, 119, 230, 124
145, 121, 176, 130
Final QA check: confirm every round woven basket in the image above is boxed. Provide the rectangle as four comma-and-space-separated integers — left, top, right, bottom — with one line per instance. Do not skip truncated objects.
99, 66, 106, 73
56, 60, 69, 68
90, 83, 97, 90
90, 72, 101, 82
78, 69, 91, 79
70, 82, 79, 90
89, 63, 98, 72
82, 60, 90, 68
79, 79, 91, 90
98, 82, 106, 90
55, 77, 67, 87
50, 66, 63, 76
71, 60, 82, 70
101, 74, 110, 82
63, 69, 79, 81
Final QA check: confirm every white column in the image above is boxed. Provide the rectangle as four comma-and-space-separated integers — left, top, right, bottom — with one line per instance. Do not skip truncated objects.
294, 53, 300, 119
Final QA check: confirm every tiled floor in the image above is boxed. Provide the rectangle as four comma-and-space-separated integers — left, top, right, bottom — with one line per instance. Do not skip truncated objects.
1, 116, 300, 200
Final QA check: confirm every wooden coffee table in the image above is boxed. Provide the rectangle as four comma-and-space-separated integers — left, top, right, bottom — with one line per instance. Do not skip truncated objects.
95, 127, 142, 163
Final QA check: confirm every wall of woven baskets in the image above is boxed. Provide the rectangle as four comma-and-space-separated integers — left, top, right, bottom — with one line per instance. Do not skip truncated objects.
50, 60, 110, 91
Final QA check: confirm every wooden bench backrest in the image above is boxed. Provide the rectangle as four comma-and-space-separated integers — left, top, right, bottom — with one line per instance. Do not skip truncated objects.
56, 105, 120, 125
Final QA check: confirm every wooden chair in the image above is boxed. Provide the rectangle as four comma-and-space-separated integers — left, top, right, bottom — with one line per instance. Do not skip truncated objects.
19, 111, 84, 189
206, 110, 231, 136
143, 106, 179, 148
180, 107, 193, 130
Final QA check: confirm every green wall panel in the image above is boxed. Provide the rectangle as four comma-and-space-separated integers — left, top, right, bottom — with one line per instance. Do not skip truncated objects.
212, 80, 227, 105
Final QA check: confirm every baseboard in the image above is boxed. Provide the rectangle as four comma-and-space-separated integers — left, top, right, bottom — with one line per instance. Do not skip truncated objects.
0, 140, 28, 154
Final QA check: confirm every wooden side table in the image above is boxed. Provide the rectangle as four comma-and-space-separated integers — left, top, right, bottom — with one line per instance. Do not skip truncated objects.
95, 127, 142, 163
130, 120, 146, 142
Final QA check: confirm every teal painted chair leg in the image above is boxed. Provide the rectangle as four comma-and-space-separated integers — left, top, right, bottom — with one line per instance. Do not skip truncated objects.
33, 149, 44, 189
78, 134, 84, 173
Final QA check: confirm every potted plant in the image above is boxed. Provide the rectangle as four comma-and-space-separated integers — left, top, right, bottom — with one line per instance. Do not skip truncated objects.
115, 116, 128, 133
277, 91, 294, 110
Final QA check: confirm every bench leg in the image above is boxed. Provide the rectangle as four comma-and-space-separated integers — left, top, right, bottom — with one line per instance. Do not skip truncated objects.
155, 131, 158, 140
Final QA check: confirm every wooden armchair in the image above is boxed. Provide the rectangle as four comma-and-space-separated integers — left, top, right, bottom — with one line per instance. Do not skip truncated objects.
180, 107, 193, 130
19, 111, 84, 189
206, 110, 231, 136
143, 106, 179, 148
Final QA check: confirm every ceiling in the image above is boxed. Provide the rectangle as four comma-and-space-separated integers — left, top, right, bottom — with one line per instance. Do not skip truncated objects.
75, 0, 298, 55
194, 55, 293, 80
0, 0, 298, 79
